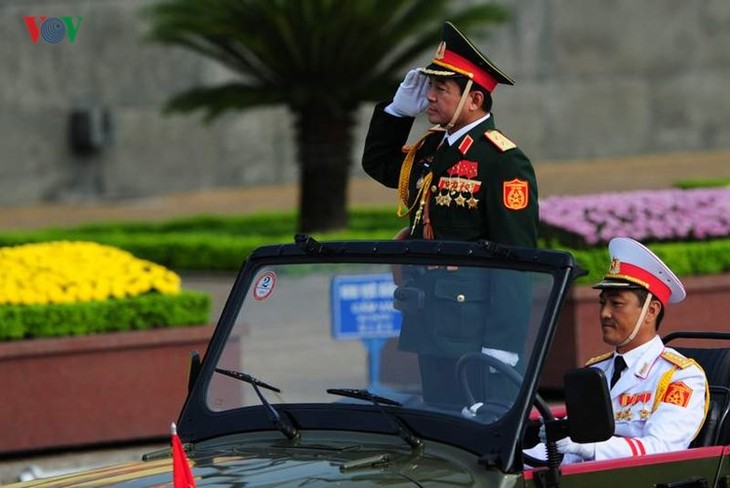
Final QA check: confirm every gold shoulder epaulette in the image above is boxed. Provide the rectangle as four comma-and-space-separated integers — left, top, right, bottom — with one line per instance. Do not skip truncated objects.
585, 351, 614, 366
660, 350, 693, 369
484, 130, 516, 152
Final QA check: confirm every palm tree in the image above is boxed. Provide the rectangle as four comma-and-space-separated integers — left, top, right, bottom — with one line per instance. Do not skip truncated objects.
145, 0, 508, 232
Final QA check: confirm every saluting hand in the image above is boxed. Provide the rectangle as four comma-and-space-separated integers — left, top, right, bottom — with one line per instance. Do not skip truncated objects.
387, 69, 429, 117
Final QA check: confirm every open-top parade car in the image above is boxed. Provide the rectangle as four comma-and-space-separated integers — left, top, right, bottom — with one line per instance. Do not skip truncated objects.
10, 236, 730, 487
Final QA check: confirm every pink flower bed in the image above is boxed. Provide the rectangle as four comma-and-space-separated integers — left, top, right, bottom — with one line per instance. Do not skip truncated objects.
540, 187, 730, 246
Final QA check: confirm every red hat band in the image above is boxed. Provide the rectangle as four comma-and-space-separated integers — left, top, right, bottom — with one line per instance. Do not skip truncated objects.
432, 49, 498, 92
607, 261, 672, 305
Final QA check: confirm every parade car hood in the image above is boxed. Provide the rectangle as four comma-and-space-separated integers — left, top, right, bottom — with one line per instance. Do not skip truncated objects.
16, 431, 515, 487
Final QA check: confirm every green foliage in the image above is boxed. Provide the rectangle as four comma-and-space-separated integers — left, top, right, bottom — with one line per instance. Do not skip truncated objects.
143, 0, 509, 118
673, 178, 730, 189
552, 238, 730, 285
0, 291, 210, 341
3, 208, 730, 286
0, 208, 405, 271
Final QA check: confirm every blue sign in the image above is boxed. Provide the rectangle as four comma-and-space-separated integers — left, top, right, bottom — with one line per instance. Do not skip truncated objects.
330, 273, 402, 340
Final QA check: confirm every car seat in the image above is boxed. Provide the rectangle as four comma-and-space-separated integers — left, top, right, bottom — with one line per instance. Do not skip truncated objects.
662, 331, 730, 448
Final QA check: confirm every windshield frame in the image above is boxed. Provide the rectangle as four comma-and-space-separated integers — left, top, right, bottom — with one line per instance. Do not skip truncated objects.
177, 237, 581, 472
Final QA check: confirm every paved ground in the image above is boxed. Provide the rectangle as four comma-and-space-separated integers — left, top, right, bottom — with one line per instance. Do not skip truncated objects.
1, 149, 729, 484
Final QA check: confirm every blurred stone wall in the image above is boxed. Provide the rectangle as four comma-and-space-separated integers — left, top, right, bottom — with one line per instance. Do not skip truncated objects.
0, 0, 728, 205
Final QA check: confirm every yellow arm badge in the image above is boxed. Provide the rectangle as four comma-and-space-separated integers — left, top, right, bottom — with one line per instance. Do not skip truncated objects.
585, 351, 614, 366
484, 130, 516, 152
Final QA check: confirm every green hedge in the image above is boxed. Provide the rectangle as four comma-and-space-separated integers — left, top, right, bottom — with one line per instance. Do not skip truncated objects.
0, 210, 406, 271
0, 291, 211, 341
673, 178, 730, 189
2, 207, 730, 283
556, 238, 730, 285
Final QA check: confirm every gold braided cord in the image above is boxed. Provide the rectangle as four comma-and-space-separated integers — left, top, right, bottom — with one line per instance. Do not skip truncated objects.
431, 60, 475, 79
416, 172, 433, 210
605, 274, 650, 289
396, 128, 441, 216
422, 181, 435, 239
690, 368, 710, 441
652, 367, 678, 413
398, 169, 432, 219
397, 140, 421, 214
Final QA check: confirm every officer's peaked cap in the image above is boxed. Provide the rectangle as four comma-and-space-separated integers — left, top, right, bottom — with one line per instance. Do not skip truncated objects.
592, 237, 685, 305
419, 21, 514, 93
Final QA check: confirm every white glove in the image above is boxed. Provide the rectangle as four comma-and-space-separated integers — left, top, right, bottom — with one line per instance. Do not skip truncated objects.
555, 437, 596, 460
461, 402, 484, 418
385, 69, 429, 117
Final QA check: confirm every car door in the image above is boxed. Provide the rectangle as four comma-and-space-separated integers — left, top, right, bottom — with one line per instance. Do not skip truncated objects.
523, 446, 727, 488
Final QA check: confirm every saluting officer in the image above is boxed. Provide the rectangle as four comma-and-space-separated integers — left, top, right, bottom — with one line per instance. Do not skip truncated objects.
362, 22, 538, 407
362, 21, 538, 246
550, 237, 709, 463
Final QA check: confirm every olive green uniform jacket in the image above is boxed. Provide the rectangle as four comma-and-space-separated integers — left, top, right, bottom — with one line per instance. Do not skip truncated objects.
362, 102, 538, 246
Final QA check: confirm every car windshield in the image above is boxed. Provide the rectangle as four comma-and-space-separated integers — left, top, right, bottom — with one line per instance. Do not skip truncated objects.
206, 256, 555, 425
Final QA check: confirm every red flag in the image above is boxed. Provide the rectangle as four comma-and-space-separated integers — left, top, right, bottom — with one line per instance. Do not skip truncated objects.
171, 422, 196, 488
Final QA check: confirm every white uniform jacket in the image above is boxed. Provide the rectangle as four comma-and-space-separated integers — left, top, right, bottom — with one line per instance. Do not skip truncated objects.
582, 335, 708, 461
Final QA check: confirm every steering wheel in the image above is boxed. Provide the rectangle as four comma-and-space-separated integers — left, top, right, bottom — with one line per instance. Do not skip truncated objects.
455, 352, 562, 468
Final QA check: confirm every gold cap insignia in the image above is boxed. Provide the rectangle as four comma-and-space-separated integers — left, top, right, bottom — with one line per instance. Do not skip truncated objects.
608, 257, 621, 275
435, 41, 446, 60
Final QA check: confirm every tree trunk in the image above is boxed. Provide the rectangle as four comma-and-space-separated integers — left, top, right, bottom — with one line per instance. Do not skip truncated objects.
294, 108, 355, 233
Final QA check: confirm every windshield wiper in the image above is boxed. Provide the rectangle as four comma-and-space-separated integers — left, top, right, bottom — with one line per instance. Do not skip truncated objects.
216, 368, 299, 441
327, 388, 423, 452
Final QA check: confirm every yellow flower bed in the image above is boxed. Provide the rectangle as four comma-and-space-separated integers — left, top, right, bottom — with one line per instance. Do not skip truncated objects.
0, 241, 180, 306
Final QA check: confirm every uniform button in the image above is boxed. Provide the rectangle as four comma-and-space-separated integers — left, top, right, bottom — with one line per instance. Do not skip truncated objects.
456, 294, 465, 303
431, 185, 437, 192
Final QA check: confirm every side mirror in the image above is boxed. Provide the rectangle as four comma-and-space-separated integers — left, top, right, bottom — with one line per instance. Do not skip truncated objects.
564, 367, 614, 443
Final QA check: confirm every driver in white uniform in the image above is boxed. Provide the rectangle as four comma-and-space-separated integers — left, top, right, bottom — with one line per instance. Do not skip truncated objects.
528, 237, 708, 463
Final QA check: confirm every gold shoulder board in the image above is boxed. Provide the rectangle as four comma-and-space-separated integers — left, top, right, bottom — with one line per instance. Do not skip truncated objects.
585, 351, 614, 366
484, 130, 516, 152
660, 351, 693, 369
